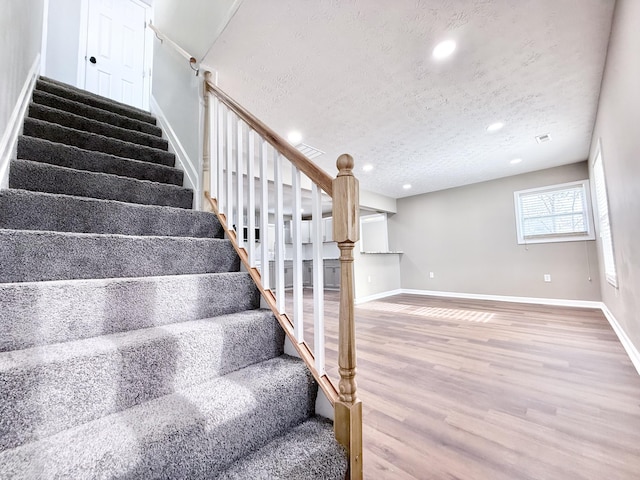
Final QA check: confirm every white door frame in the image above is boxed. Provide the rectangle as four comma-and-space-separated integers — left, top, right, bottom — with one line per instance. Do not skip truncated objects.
77, 0, 153, 110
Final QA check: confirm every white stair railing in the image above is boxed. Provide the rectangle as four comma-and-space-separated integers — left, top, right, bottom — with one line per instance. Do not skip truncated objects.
203, 73, 362, 479
148, 27, 362, 476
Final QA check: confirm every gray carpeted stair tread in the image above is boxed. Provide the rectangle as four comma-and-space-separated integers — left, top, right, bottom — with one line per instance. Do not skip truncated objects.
28, 103, 168, 150
9, 159, 193, 208
23, 118, 175, 166
0, 75, 332, 479
17, 136, 183, 185
0, 309, 284, 450
0, 189, 222, 237
0, 229, 239, 283
215, 417, 348, 480
0, 272, 259, 352
32, 89, 162, 137
36, 76, 156, 125
0, 356, 316, 480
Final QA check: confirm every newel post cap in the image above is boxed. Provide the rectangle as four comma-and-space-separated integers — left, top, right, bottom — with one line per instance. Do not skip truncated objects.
333, 154, 360, 243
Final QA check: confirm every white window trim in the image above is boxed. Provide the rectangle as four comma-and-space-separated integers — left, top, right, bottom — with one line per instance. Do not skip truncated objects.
514, 180, 596, 245
592, 140, 618, 288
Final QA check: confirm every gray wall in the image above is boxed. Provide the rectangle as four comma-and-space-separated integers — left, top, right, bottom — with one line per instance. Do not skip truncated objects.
354, 248, 401, 301
587, 0, 640, 347
0, 0, 45, 186
151, 39, 201, 195
45, 0, 81, 85
389, 162, 601, 301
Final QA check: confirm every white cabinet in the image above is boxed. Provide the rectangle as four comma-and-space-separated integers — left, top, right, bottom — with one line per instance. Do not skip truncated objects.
286, 217, 335, 244
285, 220, 312, 244
323, 259, 340, 289
323, 217, 333, 242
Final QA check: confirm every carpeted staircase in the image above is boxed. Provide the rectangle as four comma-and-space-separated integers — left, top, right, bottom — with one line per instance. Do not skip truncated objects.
0, 76, 347, 479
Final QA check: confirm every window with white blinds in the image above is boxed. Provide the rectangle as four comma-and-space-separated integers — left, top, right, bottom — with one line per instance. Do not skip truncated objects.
593, 146, 617, 287
514, 180, 595, 244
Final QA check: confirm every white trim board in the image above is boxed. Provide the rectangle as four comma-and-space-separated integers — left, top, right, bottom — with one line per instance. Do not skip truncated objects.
150, 94, 200, 209
354, 289, 402, 305
0, 54, 41, 189
357, 288, 601, 309
601, 304, 640, 376
354, 287, 640, 376
399, 289, 602, 309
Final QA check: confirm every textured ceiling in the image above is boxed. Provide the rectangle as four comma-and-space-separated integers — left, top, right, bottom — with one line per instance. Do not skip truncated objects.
204, 0, 615, 198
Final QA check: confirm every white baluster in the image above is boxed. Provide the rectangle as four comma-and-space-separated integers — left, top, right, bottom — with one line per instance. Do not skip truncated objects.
247, 129, 256, 266
312, 183, 325, 374
226, 110, 234, 225
292, 165, 304, 343
274, 153, 285, 313
236, 120, 244, 247
259, 140, 270, 289
217, 103, 225, 213
206, 95, 215, 202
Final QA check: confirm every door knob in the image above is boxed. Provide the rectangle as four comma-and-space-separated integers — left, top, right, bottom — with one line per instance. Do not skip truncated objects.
89, 56, 97, 64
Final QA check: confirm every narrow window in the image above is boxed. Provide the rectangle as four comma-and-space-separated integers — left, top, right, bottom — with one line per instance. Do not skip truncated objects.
592, 143, 617, 287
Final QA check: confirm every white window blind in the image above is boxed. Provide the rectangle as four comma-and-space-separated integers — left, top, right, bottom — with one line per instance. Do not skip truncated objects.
593, 147, 617, 287
514, 180, 595, 244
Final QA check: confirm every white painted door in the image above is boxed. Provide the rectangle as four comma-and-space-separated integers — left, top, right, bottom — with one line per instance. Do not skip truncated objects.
84, 0, 148, 109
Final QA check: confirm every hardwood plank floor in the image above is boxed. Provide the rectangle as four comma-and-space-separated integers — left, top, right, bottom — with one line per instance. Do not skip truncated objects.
287, 290, 640, 479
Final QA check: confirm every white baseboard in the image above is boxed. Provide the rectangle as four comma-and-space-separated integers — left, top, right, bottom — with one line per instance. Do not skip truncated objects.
0, 54, 41, 189
399, 288, 602, 309
601, 304, 640, 375
149, 95, 200, 209
354, 289, 402, 305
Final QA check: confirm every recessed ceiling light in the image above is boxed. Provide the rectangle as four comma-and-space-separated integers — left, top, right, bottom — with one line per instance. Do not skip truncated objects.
486, 122, 504, 132
287, 131, 303, 145
403, 184, 412, 190
432, 40, 456, 60
510, 158, 523, 164
362, 164, 373, 172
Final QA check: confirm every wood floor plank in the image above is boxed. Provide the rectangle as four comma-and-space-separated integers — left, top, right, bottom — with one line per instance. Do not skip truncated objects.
288, 290, 640, 478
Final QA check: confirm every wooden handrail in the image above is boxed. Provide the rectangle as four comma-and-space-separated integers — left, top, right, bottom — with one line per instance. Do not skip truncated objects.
204, 79, 334, 196
148, 21, 198, 72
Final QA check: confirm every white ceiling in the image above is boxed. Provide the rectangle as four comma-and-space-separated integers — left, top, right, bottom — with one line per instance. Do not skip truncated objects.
203, 0, 616, 199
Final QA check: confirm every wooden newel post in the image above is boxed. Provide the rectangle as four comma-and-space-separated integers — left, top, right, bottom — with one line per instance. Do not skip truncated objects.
332, 154, 363, 480
202, 71, 212, 212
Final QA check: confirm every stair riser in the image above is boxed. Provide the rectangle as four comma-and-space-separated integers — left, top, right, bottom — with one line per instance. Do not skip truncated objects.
17, 137, 183, 186
28, 103, 168, 150
0, 312, 284, 450
0, 190, 220, 238
0, 230, 239, 283
0, 358, 316, 479
10, 159, 193, 209
0, 273, 259, 351
216, 418, 347, 480
23, 118, 175, 167
36, 78, 156, 125
32, 89, 162, 137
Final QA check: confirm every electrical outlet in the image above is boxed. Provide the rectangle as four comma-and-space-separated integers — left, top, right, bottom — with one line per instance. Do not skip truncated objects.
544, 274, 551, 282
429, 272, 435, 279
